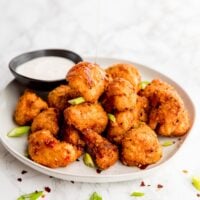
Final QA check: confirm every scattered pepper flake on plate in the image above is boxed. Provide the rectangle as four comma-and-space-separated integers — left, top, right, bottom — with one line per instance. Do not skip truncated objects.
157, 184, 163, 189
182, 170, 188, 174
21, 170, 27, 175
17, 178, 22, 182
140, 181, 145, 187
44, 186, 51, 193
70, 181, 75, 184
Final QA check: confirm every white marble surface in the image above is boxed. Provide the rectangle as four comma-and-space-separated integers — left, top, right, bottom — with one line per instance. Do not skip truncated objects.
0, 0, 200, 199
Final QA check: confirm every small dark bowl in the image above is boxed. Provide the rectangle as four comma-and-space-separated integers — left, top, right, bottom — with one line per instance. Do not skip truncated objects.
9, 49, 83, 91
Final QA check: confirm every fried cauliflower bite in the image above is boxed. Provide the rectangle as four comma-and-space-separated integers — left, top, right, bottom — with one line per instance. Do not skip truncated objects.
106, 63, 141, 91
31, 108, 60, 136
66, 62, 108, 102
28, 130, 79, 168
82, 129, 119, 170
141, 79, 190, 136
107, 110, 134, 144
61, 125, 85, 158
48, 85, 79, 111
64, 103, 108, 134
121, 123, 162, 167
14, 90, 48, 125
132, 96, 150, 127
102, 78, 137, 112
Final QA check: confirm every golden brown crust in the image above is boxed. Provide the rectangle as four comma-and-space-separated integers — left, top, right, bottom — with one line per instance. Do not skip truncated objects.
61, 125, 85, 158
66, 62, 108, 102
31, 108, 60, 136
14, 90, 48, 125
106, 63, 141, 91
82, 129, 119, 170
28, 130, 78, 168
140, 79, 190, 136
107, 110, 134, 144
132, 96, 150, 127
121, 123, 162, 167
48, 85, 79, 111
102, 78, 137, 112
64, 103, 108, 134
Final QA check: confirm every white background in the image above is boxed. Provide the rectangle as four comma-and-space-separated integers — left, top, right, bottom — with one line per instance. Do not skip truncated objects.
0, 0, 200, 199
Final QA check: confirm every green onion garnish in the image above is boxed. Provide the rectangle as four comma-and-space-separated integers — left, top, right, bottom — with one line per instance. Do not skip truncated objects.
192, 176, 200, 191
139, 81, 150, 90
89, 192, 102, 200
162, 141, 173, 147
83, 153, 95, 168
130, 192, 145, 197
7, 126, 30, 137
68, 97, 85, 105
107, 113, 116, 123
17, 191, 43, 200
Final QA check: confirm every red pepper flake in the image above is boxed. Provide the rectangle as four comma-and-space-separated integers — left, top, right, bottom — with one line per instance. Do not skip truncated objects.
96, 169, 102, 174
138, 164, 148, 170
17, 178, 22, 182
70, 181, 75, 184
76, 159, 80, 162
21, 170, 27, 175
178, 138, 182, 141
197, 194, 200, 197
44, 187, 51, 193
157, 184, 163, 189
182, 170, 188, 174
140, 181, 145, 187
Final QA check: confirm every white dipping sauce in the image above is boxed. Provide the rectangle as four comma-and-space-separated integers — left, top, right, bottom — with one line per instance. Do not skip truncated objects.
16, 56, 75, 81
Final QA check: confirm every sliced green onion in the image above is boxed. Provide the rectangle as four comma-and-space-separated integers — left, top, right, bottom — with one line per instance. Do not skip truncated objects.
107, 113, 116, 123
89, 192, 102, 200
192, 176, 200, 191
7, 126, 30, 137
68, 97, 85, 105
83, 153, 95, 168
162, 141, 173, 147
139, 81, 150, 90
130, 192, 145, 197
17, 191, 43, 200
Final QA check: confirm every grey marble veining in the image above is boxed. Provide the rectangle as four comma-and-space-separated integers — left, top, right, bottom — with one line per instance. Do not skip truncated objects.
0, 0, 200, 199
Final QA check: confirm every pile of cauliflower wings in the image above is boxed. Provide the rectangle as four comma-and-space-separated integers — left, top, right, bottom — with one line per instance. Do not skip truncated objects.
14, 62, 190, 170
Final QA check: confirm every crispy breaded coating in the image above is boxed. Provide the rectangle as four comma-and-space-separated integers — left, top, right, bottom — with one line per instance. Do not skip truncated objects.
28, 130, 78, 168
61, 125, 85, 158
121, 123, 162, 167
31, 108, 60, 136
14, 90, 48, 125
64, 103, 108, 134
66, 62, 108, 102
48, 85, 79, 111
102, 78, 137, 112
132, 96, 150, 127
141, 79, 190, 136
82, 129, 119, 170
107, 110, 134, 144
106, 63, 141, 91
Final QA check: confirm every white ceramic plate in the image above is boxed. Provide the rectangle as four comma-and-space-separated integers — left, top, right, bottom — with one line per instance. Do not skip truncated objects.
0, 57, 196, 183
